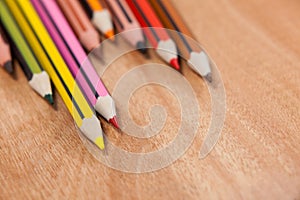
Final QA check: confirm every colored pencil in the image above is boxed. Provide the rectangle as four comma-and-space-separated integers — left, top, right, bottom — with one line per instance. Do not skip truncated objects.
149, 0, 212, 81
0, 3, 53, 103
125, 0, 180, 70
5, 0, 105, 149
0, 23, 50, 100
56, 0, 101, 56
105, 0, 147, 54
5, 27, 39, 87
80, 0, 114, 40
32, 0, 119, 129
0, 31, 13, 74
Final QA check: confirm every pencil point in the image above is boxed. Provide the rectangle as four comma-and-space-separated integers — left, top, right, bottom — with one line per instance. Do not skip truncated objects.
170, 58, 180, 71
156, 39, 179, 69
204, 73, 212, 83
80, 115, 105, 150
29, 72, 53, 102
4, 61, 13, 74
188, 51, 211, 78
95, 95, 118, 127
95, 137, 105, 150
44, 94, 54, 105
109, 116, 120, 129
105, 30, 115, 41
136, 41, 147, 54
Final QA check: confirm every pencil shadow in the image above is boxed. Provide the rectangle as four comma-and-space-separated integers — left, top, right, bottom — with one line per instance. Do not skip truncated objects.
51, 89, 58, 110
10, 70, 17, 80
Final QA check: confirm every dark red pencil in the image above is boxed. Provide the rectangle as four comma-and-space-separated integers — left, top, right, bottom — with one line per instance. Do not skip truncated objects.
126, 0, 180, 70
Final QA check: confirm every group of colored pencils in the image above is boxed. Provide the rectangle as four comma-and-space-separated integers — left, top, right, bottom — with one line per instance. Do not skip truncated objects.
0, 0, 212, 150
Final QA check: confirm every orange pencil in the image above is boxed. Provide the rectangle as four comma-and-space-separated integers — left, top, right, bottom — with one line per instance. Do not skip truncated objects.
80, 0, 114, 40
57, 0, 101, 56
0, 29, 13, 73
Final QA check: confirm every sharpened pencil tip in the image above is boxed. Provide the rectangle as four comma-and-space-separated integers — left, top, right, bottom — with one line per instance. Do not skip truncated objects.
44, 94, 54, 105
170, 58, 180, 71
95, 137, 105, 150
204, 73, 212, 83
4, 61, 13, 74
136, 41, 147, 54
105, 30, 115, 41
109, 116, 120, 129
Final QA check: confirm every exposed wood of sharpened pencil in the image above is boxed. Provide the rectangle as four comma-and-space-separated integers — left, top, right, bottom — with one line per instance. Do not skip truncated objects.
125, 0, 180, 70
80, 0, 115, 40
56, 0, 101, 56
32, 0, 119, 129
0, 4, 53, 104
149, 0, 212, 81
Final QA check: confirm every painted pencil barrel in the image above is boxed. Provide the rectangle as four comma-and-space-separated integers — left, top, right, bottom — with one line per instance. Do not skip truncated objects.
105, 0, 146, 51
36, 0, 118, 126
0, 1, 53, 100
7, 0, 104, 149
125, 0, 180, 69
149, 0, 212, 78
84, 0, 114, 39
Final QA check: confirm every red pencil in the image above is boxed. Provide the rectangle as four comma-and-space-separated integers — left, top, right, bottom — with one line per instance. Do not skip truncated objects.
125, 0, 180, 70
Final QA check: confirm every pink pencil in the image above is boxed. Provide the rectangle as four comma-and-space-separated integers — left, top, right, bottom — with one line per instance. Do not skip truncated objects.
56, 0, 101, 58
105, 0, 147, 54
31, 0, 119, 128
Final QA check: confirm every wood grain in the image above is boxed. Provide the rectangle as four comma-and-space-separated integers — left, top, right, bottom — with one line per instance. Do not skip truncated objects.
0, 0, 300, 199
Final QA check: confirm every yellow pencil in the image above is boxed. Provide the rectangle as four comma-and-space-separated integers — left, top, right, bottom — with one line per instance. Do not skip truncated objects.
0, 2, 53, 104
6, 0, 104, 149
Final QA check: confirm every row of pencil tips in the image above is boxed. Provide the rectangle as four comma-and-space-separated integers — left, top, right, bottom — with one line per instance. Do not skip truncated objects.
0, 0, 212, 150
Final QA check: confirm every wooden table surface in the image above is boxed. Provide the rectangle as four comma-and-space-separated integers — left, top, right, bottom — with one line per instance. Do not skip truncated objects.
1, 0, 300, 199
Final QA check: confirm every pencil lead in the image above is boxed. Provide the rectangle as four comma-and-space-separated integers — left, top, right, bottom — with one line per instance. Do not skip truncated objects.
44, 94, 54, 105
29, 72, 53, 103
4, 61, 13, 74
109, 116, 120, 129
105, 30, 115, 41
204, 73, 212, 83
170, 58, 180, 71
136, 41, 148, 54
95, 136, 105, 150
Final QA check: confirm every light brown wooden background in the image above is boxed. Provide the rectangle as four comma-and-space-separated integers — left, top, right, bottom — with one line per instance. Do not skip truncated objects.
1, 0, 300, 199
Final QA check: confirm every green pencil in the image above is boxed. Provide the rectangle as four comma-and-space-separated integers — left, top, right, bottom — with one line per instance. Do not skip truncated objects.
0, 1, 53, 104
